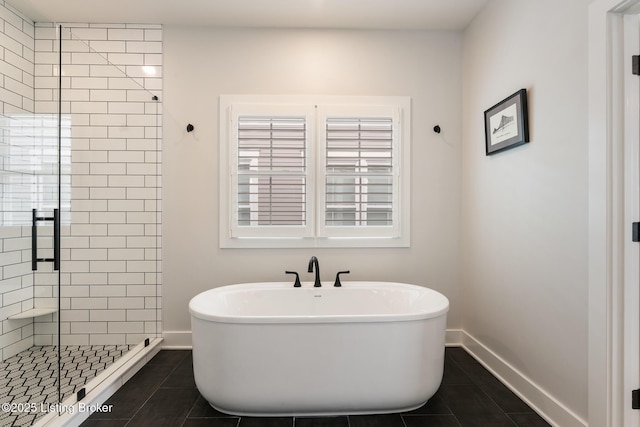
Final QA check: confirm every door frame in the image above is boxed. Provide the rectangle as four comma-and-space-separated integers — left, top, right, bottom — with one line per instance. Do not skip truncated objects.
622, 12, 640, 427
589, 1, 640, 426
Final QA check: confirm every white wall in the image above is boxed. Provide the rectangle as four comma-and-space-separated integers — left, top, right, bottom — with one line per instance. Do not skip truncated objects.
162, 27, 463, 342
461, 0, 590, 423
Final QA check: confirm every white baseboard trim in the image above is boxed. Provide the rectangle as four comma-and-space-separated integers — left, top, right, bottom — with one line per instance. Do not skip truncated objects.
445, 328, 464, 346
162, 330, 192, 349
461, 332, 587, 427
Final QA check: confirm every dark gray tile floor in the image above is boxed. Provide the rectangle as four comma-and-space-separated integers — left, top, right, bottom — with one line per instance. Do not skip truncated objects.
81, 347, 551, 427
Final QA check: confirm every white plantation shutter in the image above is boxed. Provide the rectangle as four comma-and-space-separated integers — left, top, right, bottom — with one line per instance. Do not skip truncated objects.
220, 96, 409, 248
228, 104, 315, 238
317, 105, 402, 239
324, 117, 394, 227
237, 116, 307, 226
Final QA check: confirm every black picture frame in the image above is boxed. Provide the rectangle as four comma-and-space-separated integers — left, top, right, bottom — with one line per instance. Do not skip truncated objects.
484, 89, 529, 155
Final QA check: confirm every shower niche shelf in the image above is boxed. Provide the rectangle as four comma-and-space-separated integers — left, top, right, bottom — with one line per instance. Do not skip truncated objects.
8, 308, 58, 320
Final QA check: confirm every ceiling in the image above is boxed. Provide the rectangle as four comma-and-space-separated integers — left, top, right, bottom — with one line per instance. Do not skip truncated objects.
7, 0, 488, 30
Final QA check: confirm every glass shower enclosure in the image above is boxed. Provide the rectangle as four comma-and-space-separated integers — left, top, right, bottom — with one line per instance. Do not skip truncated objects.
0, 12, 161, 427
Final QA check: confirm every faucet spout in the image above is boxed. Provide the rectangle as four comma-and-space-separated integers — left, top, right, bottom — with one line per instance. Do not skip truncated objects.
308, 256, 321, 287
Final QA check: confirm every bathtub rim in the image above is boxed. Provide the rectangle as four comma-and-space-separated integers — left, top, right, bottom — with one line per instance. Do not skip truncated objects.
189, 281, 449, 324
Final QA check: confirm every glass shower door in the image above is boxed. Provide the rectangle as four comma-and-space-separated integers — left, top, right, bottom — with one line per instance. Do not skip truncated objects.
0, 91, 62, 425
51, 22, 162, 406
29, 111, 64, 416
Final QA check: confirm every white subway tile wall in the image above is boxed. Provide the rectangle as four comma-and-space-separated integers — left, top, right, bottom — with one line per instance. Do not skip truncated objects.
0, 0, 37, 362
33, 22, 163, 347
0, 8, 162, 360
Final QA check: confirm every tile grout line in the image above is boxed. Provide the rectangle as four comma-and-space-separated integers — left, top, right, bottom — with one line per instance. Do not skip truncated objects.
123, 352, 188, 426
451, 351, 531, 427
407, 349, 517, 427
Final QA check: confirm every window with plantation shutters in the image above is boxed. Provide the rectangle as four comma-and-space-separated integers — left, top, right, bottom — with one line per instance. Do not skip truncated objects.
220, 95, 410, 248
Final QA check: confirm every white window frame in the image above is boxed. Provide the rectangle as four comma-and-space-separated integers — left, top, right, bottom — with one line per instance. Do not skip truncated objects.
219, 95, 411, 248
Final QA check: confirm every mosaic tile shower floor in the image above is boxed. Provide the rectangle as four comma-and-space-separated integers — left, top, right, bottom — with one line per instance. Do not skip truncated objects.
0, 345, 131, 427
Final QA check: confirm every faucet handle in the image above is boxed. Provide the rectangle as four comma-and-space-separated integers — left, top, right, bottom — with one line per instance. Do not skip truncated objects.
285, 271, 302, 287
334, 271, 350, 287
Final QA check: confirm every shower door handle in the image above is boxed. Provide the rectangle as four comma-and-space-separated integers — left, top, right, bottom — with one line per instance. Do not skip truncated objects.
32, 208, 60, 271
53, 208, 60, 271
31, 209, 37, 271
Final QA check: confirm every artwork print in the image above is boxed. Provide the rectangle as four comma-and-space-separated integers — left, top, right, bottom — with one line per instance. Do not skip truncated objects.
484, 89, 529, 155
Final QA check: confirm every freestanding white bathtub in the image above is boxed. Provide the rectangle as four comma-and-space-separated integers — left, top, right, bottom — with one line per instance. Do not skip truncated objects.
189, 281, 449, 416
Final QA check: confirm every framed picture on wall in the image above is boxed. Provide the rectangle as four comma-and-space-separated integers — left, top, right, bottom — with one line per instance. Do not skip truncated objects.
484, 89, 529, 155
